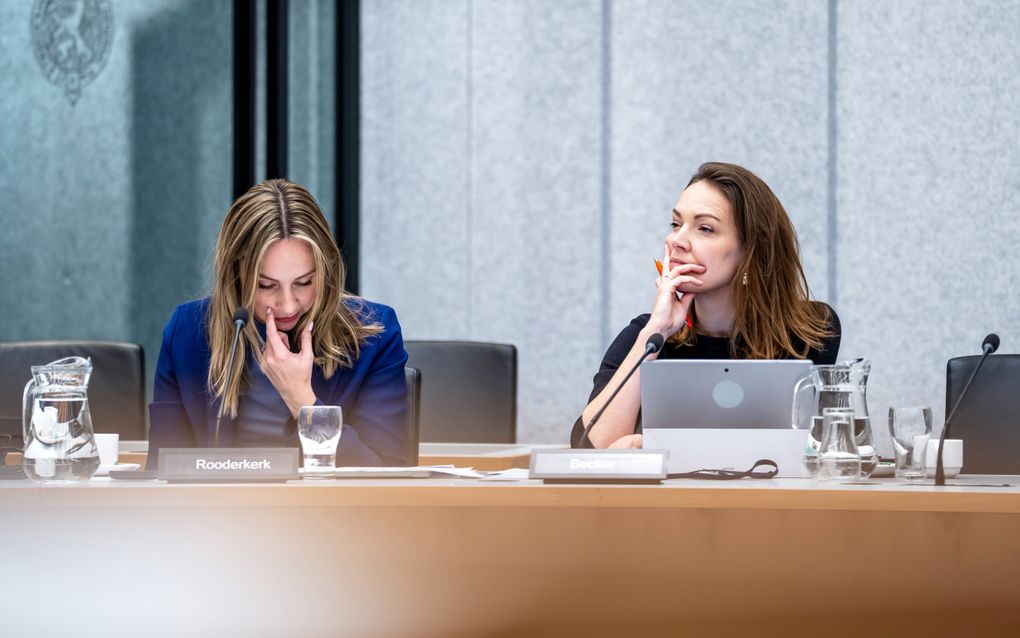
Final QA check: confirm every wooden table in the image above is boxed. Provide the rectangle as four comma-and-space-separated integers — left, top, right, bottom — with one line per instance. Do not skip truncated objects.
2, 476, 1020, 637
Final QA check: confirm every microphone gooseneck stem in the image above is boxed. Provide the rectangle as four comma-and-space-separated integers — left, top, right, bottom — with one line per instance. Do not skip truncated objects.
214, 320, 245, 447
581, 337, 663, 448
935, 346, 992, 486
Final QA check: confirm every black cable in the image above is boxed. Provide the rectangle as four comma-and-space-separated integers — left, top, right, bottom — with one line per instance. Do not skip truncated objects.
667, 459, 779, 480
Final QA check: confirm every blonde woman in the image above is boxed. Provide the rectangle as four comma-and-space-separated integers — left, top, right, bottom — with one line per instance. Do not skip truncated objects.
572, 162, 841, 449
148, 179, 408, 466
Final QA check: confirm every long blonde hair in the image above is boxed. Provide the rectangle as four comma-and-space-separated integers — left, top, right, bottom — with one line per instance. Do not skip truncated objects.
207, 179, 382, 416
670, 162, 832, 358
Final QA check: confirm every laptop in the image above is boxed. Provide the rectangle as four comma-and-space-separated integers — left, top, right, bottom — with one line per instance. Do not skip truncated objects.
640, 359, 813, 477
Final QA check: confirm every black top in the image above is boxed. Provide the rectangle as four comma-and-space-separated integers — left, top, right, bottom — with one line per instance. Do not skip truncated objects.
570, 302, 841, 448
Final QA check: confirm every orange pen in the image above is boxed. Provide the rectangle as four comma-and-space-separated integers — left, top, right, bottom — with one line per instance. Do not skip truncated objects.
655, 259, 694, 329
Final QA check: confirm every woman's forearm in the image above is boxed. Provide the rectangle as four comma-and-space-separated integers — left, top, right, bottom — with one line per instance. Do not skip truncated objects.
580, 326, 661, 448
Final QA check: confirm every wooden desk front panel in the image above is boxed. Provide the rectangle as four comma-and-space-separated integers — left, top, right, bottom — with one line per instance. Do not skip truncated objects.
3, 481, 1019, 637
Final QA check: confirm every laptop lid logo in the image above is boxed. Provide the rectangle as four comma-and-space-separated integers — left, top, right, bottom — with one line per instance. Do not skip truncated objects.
713, 380, 744, 409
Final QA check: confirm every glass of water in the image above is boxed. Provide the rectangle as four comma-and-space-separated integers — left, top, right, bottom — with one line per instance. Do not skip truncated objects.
816, 407, 861, 481
297, 406, 342, 479
888, 407, 932, 481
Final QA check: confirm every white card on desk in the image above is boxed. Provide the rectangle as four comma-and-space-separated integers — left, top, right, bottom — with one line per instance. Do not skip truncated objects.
643, 428, 808, 477
321, 465, 485, 479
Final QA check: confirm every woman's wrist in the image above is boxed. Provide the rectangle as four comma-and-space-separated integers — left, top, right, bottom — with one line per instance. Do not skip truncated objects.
639, 324, 669, 345
285, 386, 318, 418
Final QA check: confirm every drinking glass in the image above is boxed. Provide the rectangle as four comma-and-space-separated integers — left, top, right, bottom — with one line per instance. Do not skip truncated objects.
816, 407, 861, 481
888, 407, 932, 481
298, 406, 342, 479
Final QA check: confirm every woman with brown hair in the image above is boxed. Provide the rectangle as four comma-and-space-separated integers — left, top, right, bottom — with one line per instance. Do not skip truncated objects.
148, 179, 408, 466
571, 162, 840, 449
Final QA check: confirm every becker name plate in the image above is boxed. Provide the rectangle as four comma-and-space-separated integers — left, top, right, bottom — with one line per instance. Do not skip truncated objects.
158, 448, 299, 482
529, 449, 668, 484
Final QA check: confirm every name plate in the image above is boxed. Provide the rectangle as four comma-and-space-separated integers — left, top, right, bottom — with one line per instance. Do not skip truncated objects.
529, 449, 668, 484
158, 448, 299, 482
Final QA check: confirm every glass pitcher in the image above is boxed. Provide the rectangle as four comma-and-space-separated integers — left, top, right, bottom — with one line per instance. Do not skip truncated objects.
815, 407, 862, 481
792, 358, 877, 478
22, 356, 100, 481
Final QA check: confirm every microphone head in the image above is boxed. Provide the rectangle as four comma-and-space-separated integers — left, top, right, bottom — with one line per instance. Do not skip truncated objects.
646, 333, 665, 353
232, 307, 250, 327
983, 333, 1000, 354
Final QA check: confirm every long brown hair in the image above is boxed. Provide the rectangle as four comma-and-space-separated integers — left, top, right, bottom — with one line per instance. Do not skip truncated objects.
207, 179, 382, 416
670, 162, 832, 358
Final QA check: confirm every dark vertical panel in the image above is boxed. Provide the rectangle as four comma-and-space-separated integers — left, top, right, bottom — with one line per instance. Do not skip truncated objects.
267, 0, 289, 179
336, 0, 360, 294
130, 1, 232, 410
233, 0, 256, 198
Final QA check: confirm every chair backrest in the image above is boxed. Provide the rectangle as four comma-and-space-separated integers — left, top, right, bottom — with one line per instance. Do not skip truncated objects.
404, 340, 517, 443
404, 366, 421, 466
0, 341, 147, 447
946, 354, 1020, 474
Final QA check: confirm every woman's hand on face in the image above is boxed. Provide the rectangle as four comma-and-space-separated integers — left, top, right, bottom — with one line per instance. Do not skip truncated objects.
647, 243, 703, 337
261, 308, 317, 417
607, 433, 643, 449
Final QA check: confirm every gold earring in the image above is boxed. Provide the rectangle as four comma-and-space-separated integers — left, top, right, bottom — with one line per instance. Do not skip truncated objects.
742, 272, 748, 286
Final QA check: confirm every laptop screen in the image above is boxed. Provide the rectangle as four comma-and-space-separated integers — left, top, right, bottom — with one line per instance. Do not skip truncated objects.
640, 359, 814, 476
640, 359, 812, 430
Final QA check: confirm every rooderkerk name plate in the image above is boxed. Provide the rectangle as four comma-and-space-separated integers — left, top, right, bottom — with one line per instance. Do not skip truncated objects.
528, 449, 668, 484
158, 448, 299, 482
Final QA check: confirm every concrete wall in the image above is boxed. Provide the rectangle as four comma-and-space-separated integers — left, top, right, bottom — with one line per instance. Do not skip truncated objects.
361, 0, 1020, 448
0, 0, 335, 417
0, 0, 233, 404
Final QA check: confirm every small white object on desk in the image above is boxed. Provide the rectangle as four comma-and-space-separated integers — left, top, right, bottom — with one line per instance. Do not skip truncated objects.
480, 468, 532, 482
870, 461, 896, 478
925, 439, 963, 478
94, 433, 119, 466
94, 463, 141, 477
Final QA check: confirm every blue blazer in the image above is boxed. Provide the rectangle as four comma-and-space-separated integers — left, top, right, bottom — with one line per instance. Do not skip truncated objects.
147, 297, 408, 468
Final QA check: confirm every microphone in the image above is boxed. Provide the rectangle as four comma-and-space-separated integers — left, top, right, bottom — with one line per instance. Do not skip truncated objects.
981, 333, 1000, 355
214, 307, 250, 446
232, 306, 250, 328
580, 333, 665, 448
935, 333, 999, 485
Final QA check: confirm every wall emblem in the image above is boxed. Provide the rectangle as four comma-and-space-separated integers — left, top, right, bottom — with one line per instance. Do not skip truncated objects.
31, 0, 114, 105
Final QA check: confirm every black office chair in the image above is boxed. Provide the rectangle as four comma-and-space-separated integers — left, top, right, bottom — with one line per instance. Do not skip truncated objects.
404, 366, 421, 466
946, 354, 1020, 474
0, 341, 147, 448
404, 340, 517, 443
